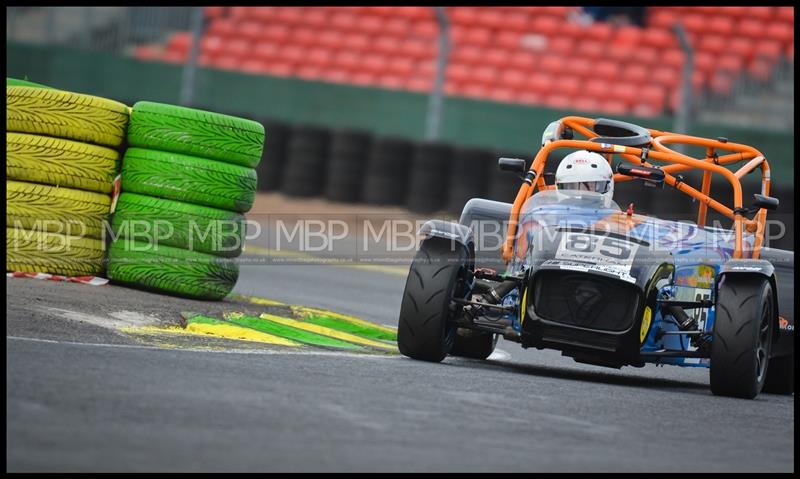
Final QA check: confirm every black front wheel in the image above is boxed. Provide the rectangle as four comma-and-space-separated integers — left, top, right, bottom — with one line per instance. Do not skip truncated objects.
710, 276, 775, 399
397, 239, 470, 362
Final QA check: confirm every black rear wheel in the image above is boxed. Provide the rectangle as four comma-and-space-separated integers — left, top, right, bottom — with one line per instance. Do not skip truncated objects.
397, 239, 470, 362
710, 276, 775, 399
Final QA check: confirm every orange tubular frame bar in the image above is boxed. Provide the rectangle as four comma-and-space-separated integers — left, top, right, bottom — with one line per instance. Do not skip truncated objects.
501, 116, 772, 263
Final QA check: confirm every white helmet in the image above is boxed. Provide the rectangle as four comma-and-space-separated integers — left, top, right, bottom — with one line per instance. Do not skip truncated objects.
555, 150, 615, 207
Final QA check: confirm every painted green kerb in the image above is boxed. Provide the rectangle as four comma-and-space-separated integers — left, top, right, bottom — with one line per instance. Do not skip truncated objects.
223, 313, 363, 350
302, 315, 397, 342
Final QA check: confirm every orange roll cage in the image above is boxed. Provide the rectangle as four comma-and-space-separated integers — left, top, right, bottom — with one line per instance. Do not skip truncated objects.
501, 116, 773, 263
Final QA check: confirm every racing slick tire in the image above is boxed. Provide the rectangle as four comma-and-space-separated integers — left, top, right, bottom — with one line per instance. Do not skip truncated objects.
7, 133, 119, 194
7, 180, 111, 239
6, 227, 104, 276
111, 193, 246, 257
121, 148, 257, 213
710, 276, 775, 399
397, 239, 470, 362
106, 239, 239, 301
7, 86, 129, 147
762, 353, 794, 395
127, 101, 265, 168
450, 329, 497, 360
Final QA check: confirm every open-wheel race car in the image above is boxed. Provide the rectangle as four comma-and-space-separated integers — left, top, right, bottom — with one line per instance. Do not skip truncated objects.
397, 116, 794, 399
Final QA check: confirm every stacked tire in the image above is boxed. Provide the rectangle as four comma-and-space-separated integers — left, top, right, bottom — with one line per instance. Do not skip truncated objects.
6, 80, 128, 277
107, 102, 264, 301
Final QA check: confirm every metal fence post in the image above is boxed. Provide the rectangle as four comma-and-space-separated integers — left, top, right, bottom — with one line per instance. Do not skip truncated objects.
673, 22, 693, 153
179, 6, 204, 107
426, 7, 450, 141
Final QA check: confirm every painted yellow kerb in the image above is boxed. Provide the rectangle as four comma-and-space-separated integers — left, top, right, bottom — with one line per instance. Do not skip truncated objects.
186, 321, 301, 347
260, 313, 397, 350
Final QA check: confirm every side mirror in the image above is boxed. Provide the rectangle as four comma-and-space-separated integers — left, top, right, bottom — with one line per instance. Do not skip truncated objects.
498, 158, 526, 176
753, 194, 779, 211
616, 163, 665, 184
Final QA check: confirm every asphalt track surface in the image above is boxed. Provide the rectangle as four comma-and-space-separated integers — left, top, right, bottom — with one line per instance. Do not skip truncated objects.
7, 250, 795, 472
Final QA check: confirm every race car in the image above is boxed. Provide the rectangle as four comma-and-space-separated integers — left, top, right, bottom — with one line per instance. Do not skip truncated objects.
397, 116, 794, 399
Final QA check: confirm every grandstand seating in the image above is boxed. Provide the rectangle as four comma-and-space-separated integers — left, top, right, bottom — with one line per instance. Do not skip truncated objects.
134, 6, 794, 117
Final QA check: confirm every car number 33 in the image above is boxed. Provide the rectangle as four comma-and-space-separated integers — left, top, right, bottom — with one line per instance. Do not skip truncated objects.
555, 232, 639, 266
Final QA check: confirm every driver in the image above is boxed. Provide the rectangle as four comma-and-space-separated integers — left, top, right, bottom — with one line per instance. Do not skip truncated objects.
554, 150, 615, 207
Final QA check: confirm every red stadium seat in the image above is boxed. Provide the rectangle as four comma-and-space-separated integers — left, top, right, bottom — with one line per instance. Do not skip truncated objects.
275, 45, 306, 66
606, 43, 634, 64
631, 104, 660, 118
331, 11, 357, 31
594, 60, 619, 80
386, 56, 415, 77
585, 22, 614, 42
479, 9, 507, 30
754, 40, 783, 61
728, 38, 754, 62
262, 24, 290, 43
531, 15, 561, 36
765, 22, 794, 45
357, 15, 386, 36
565, 57, 593, 78
384, 17, 411, 37
292, 27, 318, 48
614, 26, 643, 46
545, 94, 572, 110
625, 64, 649, 85
539, 54, 566, 75
718, 55, 744, 74
295, 65, 323, 80
584, 78, 609, 97
574, 97, 599, 113
640, 84, 666, 111
547, 36, 575, 56
450, 7, 480, 27
611, 82, 638, 107
167, 31, 192, 55
333, 51, 360, 71
317, 31, 345, 50
200, 35, 224, 57
737, 19, 764, 40
641, 28, 677, 50
406, 76, 433, 92
508, 51, 538, 72
342, 33, 371, 52
709, 71, 734, 96
374, 36, 403, 56
776, 6, 793, 23
680, 13, 707, 35
446, 63, 471, 84
204, 6, 225, 19
253, 42, 278, 62
302, 8, 329, 28
495, 31, 522, 51
505, 11, 530, 33
225, 38, 251, 60
631, 46, 658, 65
558, 76, 581, 97
662, 49, 685, 70
267, 62, 297, 77
526, 72, 555, 94
652, 66, 680, 89
472, 65, 498, 87
649, 9, 679, 30
577, 39, 605, 60
239, 21, 263, 42
377, 74, 406, 90
748, 58, 774, 82
133, 45, 160, 61
208, 18, 236, 38
320, 69, 351, 84
349, 71, 377, 86
360, 54, 389, 75
275, 7, 304, 26
452, 45, 484, 65
745, 6, 774, 20
306, 48, 334, 69
499, 68, 527, 90
698, 35, 726, 56
413, 21, 439, 40
464, 27, 493, 48
484, 49, 512, 69
213, 56, 241, 71
707, 16, 734, 36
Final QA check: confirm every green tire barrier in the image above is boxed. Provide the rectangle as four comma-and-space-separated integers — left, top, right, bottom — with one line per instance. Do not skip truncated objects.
7, 86, 129, 147
6, 77, 51, 88
7, 132, 119, 194
7, 180, 111, 239
6, 227, 104, 276
121, 147, 257, 213
106, 239, 239, 301
127, 101, 265, 168
111, 192, 246, 257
